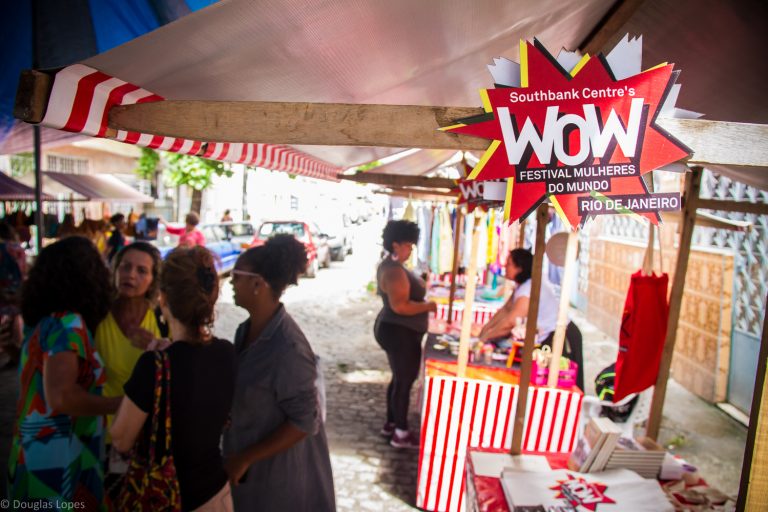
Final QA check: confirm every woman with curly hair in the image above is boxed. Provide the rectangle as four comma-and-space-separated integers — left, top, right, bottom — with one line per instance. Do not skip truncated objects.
223, 234, 335, 512
94, 242, 165, 493
375, 220, 436, 449
110, 246, 235, 511
7, 236, 120, 510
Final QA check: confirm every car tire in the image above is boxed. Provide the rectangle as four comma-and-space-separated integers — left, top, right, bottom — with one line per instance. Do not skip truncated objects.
305, 258, 318, 278
336, 249, 345, 262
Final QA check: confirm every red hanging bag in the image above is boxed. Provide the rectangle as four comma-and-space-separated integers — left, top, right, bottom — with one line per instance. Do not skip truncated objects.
614, 270, 669, 402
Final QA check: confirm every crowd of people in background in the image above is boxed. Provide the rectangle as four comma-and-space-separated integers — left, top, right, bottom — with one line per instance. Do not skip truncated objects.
0, 212, 335, 511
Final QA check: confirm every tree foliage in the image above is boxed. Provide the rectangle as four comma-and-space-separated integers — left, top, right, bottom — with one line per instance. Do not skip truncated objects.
135, 147, 160, 180
162, 153, 233, 191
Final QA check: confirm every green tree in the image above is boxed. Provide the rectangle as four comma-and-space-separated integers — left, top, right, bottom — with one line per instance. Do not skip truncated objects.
135, 147, 160, 180
163, 153, 233, 214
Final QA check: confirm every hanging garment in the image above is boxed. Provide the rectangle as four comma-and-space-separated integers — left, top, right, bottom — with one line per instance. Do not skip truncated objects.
437, 206, 454, 274
462, 211, 473, 270
614, 271, 669, 402
416, 206, 433, 268
430, 207, 440, 274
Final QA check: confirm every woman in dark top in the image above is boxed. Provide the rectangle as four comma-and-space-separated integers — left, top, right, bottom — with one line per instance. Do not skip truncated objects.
375, 220, 437, 449
223, 234, 335, 511
111, 246, 236, 511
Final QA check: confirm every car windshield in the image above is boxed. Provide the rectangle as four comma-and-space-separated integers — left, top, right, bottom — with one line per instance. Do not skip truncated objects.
225, 223, 254, 237
259, 222, 308, 243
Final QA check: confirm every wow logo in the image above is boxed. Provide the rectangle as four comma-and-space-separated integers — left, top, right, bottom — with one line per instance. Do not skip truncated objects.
443, 36, 691, 229
550, 473, 616, 510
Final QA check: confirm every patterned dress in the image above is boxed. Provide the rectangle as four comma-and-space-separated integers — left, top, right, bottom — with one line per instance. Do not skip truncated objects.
7, 312, 108, 511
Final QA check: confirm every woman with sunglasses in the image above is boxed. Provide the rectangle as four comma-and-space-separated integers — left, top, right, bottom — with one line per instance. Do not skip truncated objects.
223, 234, 335, 512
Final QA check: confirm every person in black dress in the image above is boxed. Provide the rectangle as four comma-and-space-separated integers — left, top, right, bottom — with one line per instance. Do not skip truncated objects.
111, 246, 236, 510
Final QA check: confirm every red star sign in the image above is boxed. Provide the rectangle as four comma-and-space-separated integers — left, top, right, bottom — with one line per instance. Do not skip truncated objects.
443, 38, 691, 229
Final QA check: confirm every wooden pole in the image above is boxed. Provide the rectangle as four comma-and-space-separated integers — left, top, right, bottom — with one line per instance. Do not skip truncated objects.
517, 219, 527, 248
738, 294, 768, 511
339, 172, 457, 189
457, 212, 483, 377
511, 203, 549, 454
447, 209, 464, 324
645, 167, 702, 440
547, 231, 579, 388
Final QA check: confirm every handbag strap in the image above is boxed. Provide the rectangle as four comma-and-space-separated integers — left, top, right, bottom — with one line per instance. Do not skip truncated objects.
148, 350, 172, 462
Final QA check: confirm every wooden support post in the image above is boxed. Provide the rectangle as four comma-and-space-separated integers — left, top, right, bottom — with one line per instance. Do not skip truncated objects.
547, 231, 579, 388
517, 219, 527, 248
457, 212, 482, 378
511, 204, 549, 454
738, 294, 768, 511
447, 209, 464, 323
646, 168, 702, 440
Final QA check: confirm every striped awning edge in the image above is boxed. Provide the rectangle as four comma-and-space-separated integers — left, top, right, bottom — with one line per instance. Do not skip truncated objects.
39, 64, 341, 181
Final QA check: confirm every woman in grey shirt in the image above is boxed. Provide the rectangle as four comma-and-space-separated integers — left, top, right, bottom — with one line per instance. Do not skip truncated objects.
223, 234, 335, 511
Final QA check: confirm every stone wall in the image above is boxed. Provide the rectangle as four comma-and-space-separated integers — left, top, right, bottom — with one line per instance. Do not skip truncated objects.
585, 225, 733, 403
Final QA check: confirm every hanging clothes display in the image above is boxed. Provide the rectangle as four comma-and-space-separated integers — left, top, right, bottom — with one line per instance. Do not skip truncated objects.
416, 206, 433, 269
430, 206, 441, 274
437, 206, 454, 275
614, 271, 670, 402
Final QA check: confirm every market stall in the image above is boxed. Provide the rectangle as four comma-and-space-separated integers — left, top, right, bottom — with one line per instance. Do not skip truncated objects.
11, 0, 768, 509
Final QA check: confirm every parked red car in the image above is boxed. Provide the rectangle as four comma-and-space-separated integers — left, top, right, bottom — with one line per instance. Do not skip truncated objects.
250, 220, 331, 277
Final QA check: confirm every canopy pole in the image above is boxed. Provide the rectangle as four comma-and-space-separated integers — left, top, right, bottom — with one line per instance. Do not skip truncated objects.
517, 219, 527, 248
646, 167, 702, 440
456, 211, 482, 378
33, 126, 43, 252
738, 293, 768, 510
511, 203, 549, 454
447, 208, 464, 323
547, 231, 579, 388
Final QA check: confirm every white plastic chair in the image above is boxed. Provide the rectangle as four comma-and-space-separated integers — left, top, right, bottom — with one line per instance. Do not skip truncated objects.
579, 388, 652, 438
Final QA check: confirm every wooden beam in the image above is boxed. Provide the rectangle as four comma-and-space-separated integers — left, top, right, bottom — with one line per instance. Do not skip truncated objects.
457, 213, 483, 378
372, 189, 455, 203
661, 209, 752, 232
110, 100, 488, 150
579, 0, 647, 55
106, 100, 768, 168
547, 231, 579, 388
657, 118, 768, 168
511, 203, 549, 455
739, 293, 768, 510
384, 185, 455, 197
691, 197, 768, 216
646, 168, 702, 440
14, 70, 53, 123
338, 171, 457, 189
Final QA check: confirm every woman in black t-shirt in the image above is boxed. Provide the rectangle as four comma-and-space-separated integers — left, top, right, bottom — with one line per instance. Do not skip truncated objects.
111, 246, 236, 511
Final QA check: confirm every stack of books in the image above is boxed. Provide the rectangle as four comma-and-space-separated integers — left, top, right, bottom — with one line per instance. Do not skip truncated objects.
605, 436, 666, 478
569, 416, 623, 473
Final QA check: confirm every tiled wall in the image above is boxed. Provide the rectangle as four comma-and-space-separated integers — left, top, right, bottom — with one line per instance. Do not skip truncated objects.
585, 232, 733, 403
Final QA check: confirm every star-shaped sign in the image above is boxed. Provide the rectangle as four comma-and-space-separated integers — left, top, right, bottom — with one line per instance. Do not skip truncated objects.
443, 38, 691, 229
550, 473, 616, 511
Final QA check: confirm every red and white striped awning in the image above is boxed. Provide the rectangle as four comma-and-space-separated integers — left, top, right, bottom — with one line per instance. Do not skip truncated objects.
39, 64, 340, 181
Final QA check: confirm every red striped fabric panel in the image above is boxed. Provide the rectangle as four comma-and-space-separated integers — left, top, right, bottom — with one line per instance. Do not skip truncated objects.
39, 64, 340, 181
416, 377, 582, 511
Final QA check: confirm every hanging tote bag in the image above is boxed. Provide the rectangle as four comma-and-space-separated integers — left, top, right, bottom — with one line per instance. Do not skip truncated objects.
117, 351, 182, 511
614, 270, 669, 402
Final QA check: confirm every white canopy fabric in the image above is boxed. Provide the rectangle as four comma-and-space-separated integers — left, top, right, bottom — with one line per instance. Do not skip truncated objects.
64, 0, 765, 190
83, 0, 614, 167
